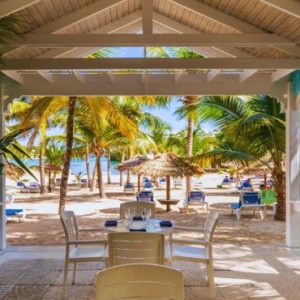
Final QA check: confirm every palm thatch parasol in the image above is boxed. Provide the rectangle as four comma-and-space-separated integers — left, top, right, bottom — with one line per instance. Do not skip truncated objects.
132, 152, 204, 209
5, 162, 25, 180
31, 163, 62, 192
117, 155, 149, 191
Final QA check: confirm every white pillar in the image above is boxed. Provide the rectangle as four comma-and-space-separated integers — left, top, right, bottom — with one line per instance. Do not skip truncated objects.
286, 84, 300, 248
0, 83, 6, 250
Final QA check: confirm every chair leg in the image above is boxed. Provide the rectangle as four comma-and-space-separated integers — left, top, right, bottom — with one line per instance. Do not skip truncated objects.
72, 262, 77, 285
235, 209, 240, 221
207, 261, 216, 300
62, 260, 69, 300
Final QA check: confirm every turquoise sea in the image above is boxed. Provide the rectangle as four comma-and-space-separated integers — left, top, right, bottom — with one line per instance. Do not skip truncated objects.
26, 156, 120, 176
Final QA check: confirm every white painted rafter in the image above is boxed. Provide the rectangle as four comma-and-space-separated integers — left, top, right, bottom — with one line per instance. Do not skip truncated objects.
1, 33, 296, 48
206, 69, 221, 82
1, 71, 23, 84
271, 69, 295, 83
0, 0, 41, 18
37, 71, 54, 83
239, 69, 258, 83
72, 70, 85, 84
170, 0, 300, 57
259, 0, 300, 19
2, 58, 300, 70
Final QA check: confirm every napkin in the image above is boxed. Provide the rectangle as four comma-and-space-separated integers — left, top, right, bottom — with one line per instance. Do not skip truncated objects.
159, 220, 173, 227
105, 220, 117, 226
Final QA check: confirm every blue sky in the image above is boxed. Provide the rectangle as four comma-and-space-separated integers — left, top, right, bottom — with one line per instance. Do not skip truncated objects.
109, 47, 213, 133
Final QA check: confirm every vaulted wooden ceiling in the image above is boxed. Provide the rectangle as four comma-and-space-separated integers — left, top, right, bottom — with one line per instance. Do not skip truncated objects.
0, 0, 299, 100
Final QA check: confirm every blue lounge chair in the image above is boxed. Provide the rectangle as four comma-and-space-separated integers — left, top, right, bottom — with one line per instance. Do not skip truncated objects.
16, 181, 28, 193
188, 191, 206, 202
29, 182, 40, 193
136, 191, 154, 202
124, 182, 135, 194
5, 208, 26, 223
184, 191, 208, 212
232, 192, 265, 220
143, 181, 154, 191
237, 180, 253, 192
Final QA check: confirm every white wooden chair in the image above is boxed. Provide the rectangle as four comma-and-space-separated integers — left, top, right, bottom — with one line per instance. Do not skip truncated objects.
96, 263, 184, 300
120, 201, 155, 219
170, 211, 219, 299
60, 210, 107, 299
107, 232, 165, 267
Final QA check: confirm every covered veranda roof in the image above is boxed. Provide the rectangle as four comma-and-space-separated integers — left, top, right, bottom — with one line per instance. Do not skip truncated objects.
0, 0, 299, 104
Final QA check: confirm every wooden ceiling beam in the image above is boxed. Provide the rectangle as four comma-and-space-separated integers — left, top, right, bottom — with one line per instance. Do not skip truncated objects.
1, 58, 300, 70
142, 0, 153, 34
1, 33, 296, 49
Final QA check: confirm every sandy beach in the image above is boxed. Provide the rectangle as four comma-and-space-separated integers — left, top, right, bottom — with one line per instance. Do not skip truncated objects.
5, 173, 285, 247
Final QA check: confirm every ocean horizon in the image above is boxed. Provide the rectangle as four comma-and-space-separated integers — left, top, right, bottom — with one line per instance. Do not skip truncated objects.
25, 156, 120, 176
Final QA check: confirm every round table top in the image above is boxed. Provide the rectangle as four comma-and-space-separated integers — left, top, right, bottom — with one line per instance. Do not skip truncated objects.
104, 218, 174, 234
157, 199, 180, 205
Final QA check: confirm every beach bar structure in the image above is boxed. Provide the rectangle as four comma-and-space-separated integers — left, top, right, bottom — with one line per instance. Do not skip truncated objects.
0, 0, 300, 250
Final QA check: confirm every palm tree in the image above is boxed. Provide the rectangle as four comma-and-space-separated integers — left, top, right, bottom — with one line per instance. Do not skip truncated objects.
59, 96, 77, 211
7, 97, 68, 193
75, 97, 138, 198
148, 47, 204, 195
194, 95, 286, 220
0, 128, 36, 178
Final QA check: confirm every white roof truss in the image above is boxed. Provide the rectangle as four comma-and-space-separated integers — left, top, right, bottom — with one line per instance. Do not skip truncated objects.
0, 0, 298, 101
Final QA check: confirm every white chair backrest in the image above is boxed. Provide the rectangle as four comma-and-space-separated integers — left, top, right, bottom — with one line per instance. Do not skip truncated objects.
203, 211, 219, 243
108, 232, 164, 267
96, 263, 184, 300
120, 201, 155, 219
60, 210, 79, 243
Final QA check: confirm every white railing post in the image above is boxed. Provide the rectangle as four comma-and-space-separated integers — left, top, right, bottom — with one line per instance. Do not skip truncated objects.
286, 82, 300, 248
0, 83, 6, 250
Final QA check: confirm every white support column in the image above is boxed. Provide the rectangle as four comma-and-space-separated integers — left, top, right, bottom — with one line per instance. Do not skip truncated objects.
0, 83, 6, 250
286, 83, 300, 248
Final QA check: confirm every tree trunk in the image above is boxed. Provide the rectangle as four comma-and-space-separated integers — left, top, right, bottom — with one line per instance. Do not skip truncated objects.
186, 115, 193, 196
138, 174, 141, 192
39, 146, 46, 194
107, 150, 111, 184
39, 126, 46, 194
85, 145, 91, 188
59, 96, 77, 213
120, 151, 125, 186
166, 175, 171, 212
127, 169, 131, 183
96, 155, 105, 198
90, 161, 97, 191
273, 168, 286, 221
48, 171, 51, 192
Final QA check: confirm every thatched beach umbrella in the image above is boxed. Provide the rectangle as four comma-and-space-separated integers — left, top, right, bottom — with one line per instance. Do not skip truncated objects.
5, 162, 25, 181
132, 152, 204, 209
117, 155, 149, 191
32, 163, 62, 191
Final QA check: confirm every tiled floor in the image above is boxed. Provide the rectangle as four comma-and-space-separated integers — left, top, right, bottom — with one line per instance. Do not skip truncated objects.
0, 243, 300, 299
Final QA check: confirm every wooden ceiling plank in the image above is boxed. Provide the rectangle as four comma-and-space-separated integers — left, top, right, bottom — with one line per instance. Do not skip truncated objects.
0, 0, 41, 18
170, 0, 300, 57
239, 69, 258, 82
259, 0, 300, 19
2, 0, 123, 56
